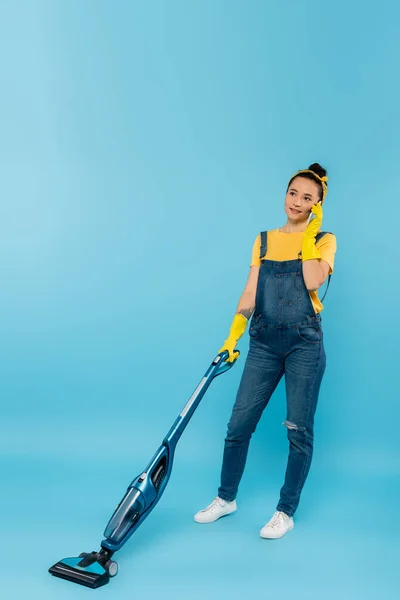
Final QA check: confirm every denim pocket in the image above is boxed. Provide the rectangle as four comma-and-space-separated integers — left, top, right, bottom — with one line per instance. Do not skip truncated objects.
276, 272, 302, 306
296, 322, 323, 344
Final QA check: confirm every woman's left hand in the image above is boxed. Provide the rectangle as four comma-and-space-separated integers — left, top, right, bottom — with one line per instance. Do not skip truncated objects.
302, 202, 323, 261
305, 202, 323, 238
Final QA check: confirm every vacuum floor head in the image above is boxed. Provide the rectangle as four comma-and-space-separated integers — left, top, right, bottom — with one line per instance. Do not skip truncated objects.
49, 551, 117, 589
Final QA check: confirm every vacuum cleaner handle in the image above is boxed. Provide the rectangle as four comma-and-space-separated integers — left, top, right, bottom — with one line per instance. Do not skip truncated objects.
213, 349, 240, 377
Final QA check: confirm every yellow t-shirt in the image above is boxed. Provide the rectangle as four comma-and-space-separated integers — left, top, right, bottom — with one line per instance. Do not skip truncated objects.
250, 229, 337, 314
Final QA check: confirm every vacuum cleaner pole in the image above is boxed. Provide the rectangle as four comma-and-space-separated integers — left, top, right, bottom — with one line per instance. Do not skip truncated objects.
164, 351, 233, 452
49, 350, 238, 589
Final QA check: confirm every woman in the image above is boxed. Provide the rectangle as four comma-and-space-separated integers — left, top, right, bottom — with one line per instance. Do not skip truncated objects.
194, 163, 337, 539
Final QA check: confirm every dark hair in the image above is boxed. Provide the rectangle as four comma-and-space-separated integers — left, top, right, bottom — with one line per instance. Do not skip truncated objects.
287, 163, 328, 202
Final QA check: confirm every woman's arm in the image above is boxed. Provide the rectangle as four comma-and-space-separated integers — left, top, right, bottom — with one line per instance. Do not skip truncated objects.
302, 259, 330, 291
301, 204, 336, 292
218, 266, 260, 362
235, 265, 260, 318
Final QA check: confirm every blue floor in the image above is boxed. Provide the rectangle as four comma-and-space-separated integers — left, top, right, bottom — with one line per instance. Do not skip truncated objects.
1, 1, 399, 598
2, 428, 398, 600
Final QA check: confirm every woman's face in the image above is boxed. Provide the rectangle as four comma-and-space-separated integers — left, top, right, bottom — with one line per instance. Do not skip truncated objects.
284, 176, 321, 222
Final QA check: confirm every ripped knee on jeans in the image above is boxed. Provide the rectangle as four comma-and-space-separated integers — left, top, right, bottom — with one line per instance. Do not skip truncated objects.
282, 420, 306, 432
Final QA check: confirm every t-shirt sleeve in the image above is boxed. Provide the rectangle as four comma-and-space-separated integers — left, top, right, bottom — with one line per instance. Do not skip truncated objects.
250, 234, 261, 267
317, 233, 337, 274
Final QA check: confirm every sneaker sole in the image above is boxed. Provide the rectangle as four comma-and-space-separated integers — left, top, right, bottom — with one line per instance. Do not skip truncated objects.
194, 506, 237, 524
260, 523, 294, 539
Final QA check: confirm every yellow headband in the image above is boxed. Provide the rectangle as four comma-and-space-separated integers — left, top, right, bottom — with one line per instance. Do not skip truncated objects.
292, 169, 329, 202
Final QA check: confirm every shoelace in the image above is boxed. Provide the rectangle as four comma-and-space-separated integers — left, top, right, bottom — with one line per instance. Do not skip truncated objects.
268, 511, 287, 529
204, 497, 224, 513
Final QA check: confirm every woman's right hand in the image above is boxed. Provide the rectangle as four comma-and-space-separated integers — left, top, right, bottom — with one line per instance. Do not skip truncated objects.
218, 265, 259, 362
218, 314, 248, 362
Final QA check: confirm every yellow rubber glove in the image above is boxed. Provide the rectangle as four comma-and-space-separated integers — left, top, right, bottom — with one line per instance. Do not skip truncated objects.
302, 202, 323, 261
218, 313, 248, 362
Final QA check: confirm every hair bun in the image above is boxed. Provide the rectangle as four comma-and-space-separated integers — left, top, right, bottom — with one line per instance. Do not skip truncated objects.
308, 163, 327, 179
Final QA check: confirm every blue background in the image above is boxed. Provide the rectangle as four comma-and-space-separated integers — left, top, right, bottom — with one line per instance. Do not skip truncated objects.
0, 1, 399, 598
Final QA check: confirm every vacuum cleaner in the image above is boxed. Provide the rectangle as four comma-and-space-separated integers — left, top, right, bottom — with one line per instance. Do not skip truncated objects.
49, 349, 238, 589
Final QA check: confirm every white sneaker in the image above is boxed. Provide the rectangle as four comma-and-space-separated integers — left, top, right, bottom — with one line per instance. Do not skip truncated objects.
260, 511, 294, 539
194, 497, 237, 523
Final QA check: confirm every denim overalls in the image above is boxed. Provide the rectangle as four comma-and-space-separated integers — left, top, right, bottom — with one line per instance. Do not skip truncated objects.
218, 231, 331, 517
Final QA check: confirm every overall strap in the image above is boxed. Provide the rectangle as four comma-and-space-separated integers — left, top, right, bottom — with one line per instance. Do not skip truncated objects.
298, 231, 333, 303
259, 231, 268, 260
315, 231, 332, 303
320, 274, 331, 303
315, 231, 331, 243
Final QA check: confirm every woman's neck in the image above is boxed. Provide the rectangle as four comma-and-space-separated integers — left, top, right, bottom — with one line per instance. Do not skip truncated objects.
279, 223, 308, 233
